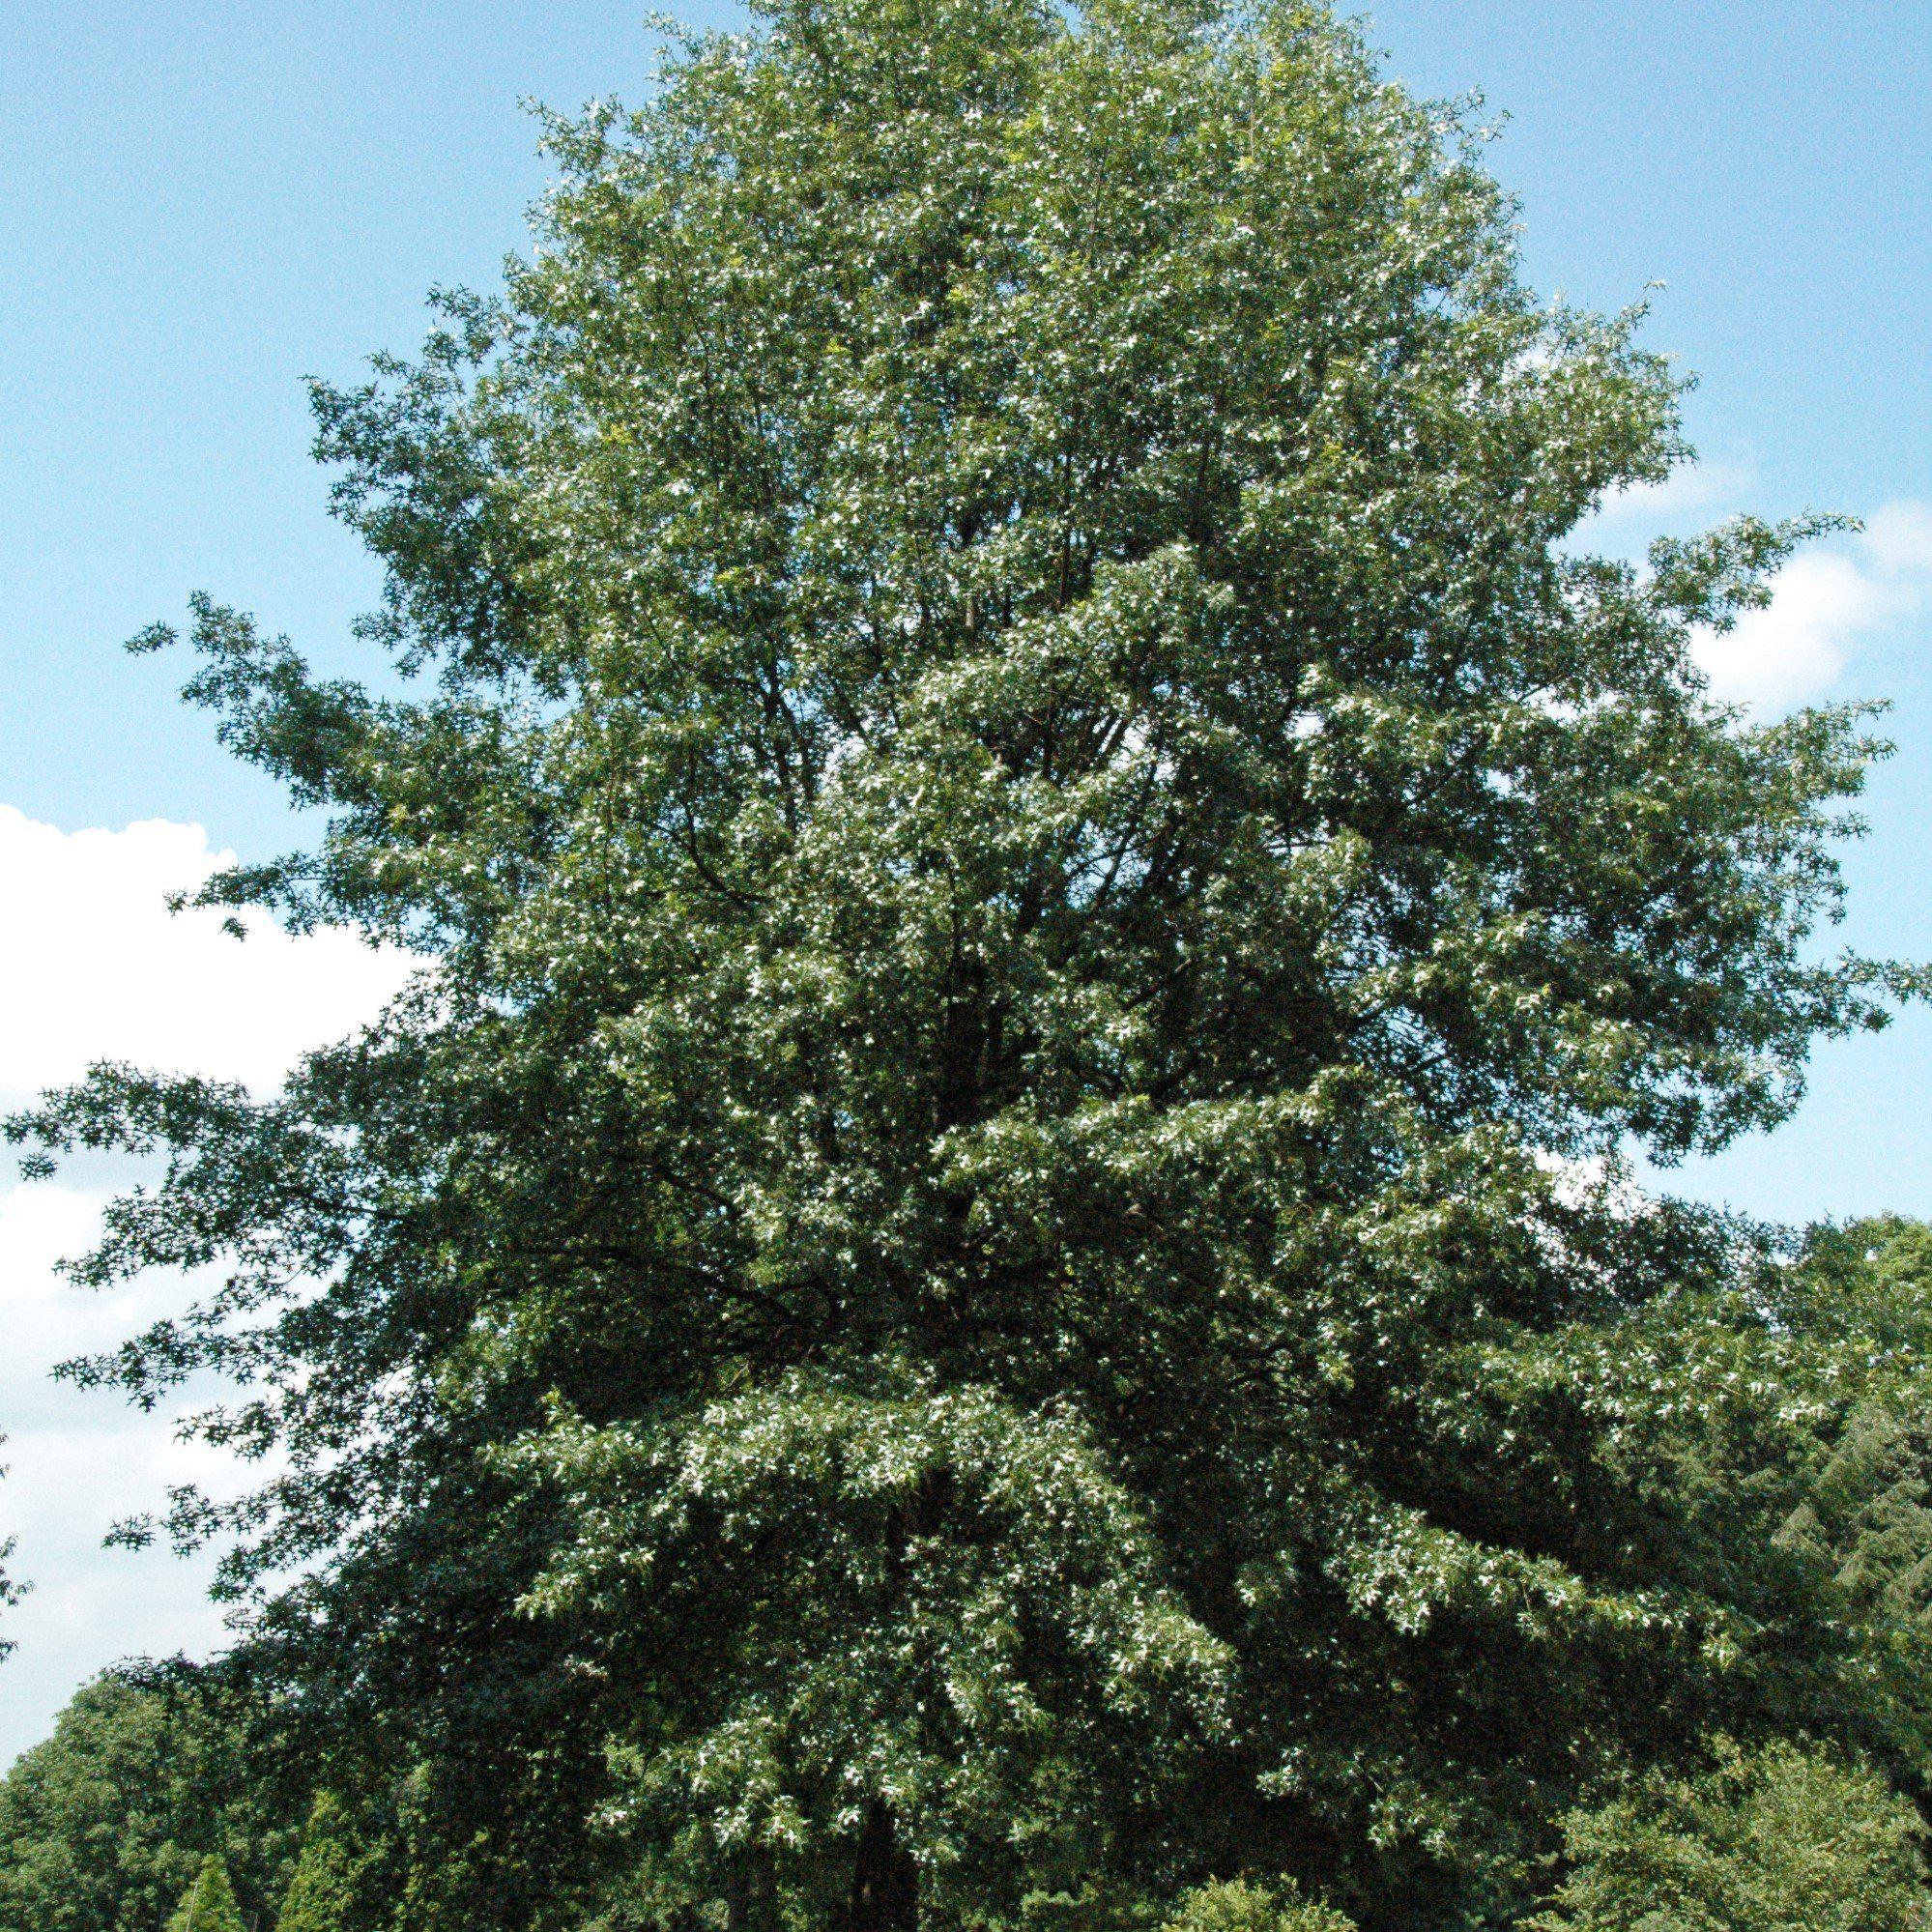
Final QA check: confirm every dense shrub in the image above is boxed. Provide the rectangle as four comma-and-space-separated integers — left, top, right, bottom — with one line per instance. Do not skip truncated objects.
1162, 1878, 1356, 1932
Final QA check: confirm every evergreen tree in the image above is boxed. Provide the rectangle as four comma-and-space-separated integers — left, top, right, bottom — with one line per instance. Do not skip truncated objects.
167, 1855, 246, 1932
274, 1796, 384, 1932
10, 1, 1925, 1926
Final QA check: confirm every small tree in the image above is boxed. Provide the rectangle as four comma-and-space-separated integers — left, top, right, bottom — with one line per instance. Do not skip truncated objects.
274, 1795, 381, 1932
1530, 1739, 1932, 1932
166, 1856, 246, 1932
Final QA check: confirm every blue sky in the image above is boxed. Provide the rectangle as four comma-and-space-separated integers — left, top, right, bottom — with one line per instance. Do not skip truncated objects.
2, 0, 1928, 1764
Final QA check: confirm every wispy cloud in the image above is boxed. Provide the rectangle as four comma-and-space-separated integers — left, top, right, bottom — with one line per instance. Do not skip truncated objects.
1589, 458, 1762, 533
1581, 468, 1932, 714
0, 1175, 242, 1766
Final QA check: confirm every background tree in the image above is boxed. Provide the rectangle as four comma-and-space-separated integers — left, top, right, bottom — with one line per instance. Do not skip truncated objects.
272, 1795, 389, 1932
1163, 1879, 1357, 1932
0, 1676, 297, 1932
1528, 1739, 1932, 1932
9, 0, 1925, 1926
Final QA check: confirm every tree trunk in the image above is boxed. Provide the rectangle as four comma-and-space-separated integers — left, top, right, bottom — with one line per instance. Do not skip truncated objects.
724, 1852, 776, 1932
849, 1799, 918, 1932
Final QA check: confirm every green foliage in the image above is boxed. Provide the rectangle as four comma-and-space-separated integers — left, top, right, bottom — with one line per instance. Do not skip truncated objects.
1529, 1739, 1931, 1932
1779, 1397, 1932, 1632
0, 1676, 296, 1932
7, 0, 1927, 1926
1162, 1877, 1356, 1932
167, 1855, 247, 1932
1751, 1218, 1932, 1750
510, 1368, 1231, 1917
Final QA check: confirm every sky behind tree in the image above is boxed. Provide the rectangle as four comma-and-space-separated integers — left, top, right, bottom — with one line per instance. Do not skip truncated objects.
2, 0, 1928, 1766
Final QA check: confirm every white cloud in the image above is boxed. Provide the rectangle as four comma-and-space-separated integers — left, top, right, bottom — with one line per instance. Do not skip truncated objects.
0, 808, 413, 1763
1693, 501, 1932, 712
0, 805, 415, 1106
1860, 499, 1932, 576
0, 1178, 243, 1766
1578, 470, 1932, 715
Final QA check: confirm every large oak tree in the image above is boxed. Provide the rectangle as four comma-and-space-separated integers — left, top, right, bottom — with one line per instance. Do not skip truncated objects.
11, 2, 1926, 1926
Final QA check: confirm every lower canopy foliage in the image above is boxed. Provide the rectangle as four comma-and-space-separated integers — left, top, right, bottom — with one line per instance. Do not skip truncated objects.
6, 0, 1931, 1927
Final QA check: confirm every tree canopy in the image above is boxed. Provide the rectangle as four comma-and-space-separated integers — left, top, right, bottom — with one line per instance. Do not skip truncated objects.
0, 1677, 295, 1932
7, 1, 1928, 1928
